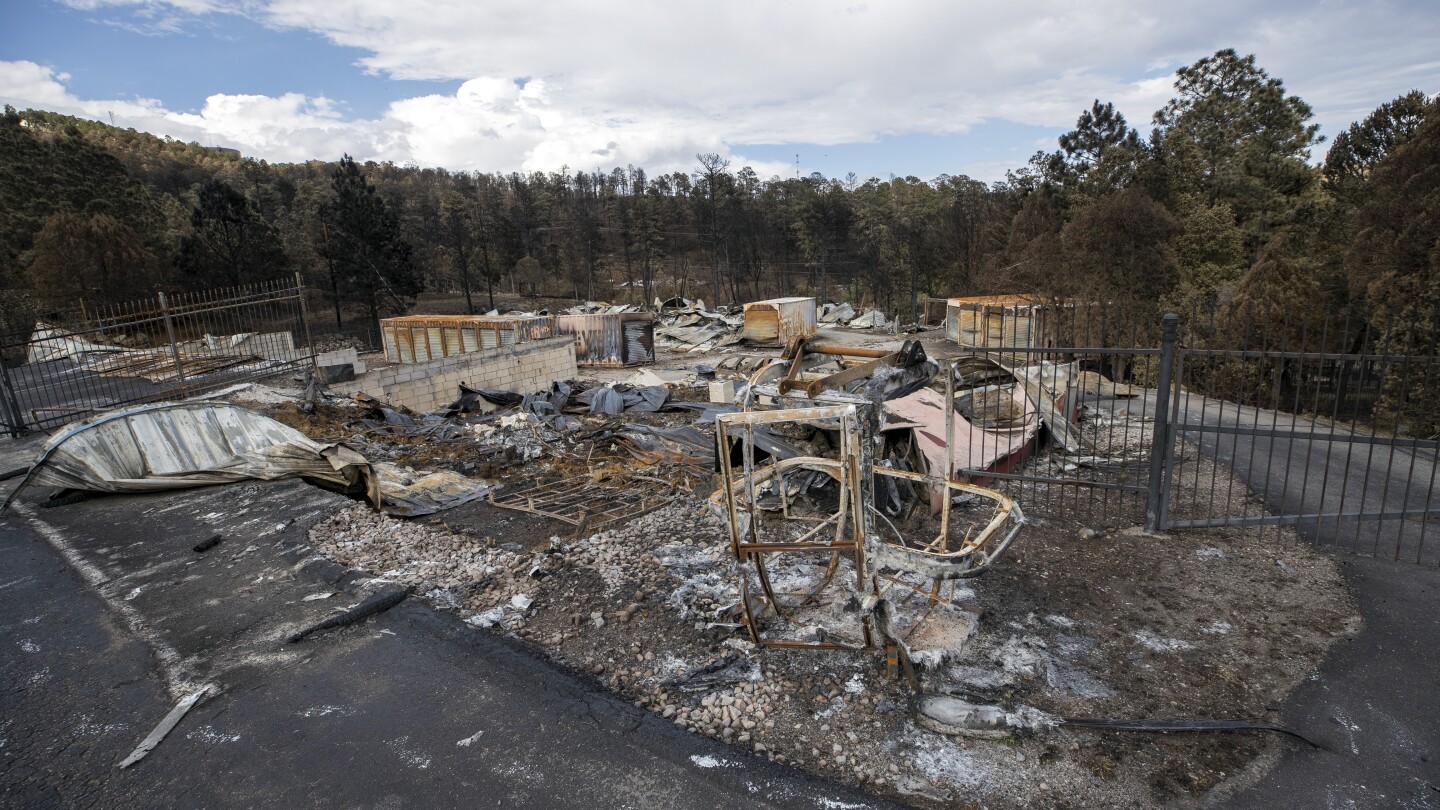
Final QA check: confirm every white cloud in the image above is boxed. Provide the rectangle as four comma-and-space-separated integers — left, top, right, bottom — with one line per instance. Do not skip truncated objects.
7, 1, 1440, 179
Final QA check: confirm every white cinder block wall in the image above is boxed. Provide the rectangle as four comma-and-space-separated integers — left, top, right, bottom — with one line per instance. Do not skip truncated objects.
331, 336, 577, 413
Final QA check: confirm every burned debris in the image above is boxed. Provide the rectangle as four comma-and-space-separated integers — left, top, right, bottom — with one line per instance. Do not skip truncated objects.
3, 292, 1359, 809
0, 400, 493, 517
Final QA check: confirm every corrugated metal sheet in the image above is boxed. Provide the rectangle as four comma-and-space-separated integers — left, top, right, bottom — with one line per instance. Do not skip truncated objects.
623, 318, 655, 365
380, 315, 555, 364
741, 297, 816, 346
1, 401, 489, 517
553, 313, 655, 367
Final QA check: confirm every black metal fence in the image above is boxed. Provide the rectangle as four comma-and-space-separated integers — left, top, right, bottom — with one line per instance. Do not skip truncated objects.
0, 275, 315, 432
948, 299, 1440, 566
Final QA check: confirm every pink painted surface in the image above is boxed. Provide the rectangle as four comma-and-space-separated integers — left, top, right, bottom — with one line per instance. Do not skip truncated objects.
883, 387, 1038, 510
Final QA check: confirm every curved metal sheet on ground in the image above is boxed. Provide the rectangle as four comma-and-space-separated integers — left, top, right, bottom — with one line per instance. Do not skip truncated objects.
4, 401, 487, 517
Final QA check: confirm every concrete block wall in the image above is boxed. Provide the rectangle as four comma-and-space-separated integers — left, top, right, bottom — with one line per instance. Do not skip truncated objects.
330, 336, 577, 413
315, 347, 366, 374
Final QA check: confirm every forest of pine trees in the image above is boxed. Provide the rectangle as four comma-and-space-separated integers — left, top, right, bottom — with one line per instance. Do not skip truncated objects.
0, 49, 1435, 360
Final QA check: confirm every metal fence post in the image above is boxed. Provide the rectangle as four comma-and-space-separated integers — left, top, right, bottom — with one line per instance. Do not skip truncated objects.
0, 361, 26, 437
1145, 313, 1179, 531
157, 291, 186, 386
294, 272, 319, 373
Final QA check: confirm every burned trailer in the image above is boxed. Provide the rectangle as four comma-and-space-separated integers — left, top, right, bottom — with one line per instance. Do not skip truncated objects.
945, 295, 1068, 364
381, 315, 555, 364
921, 297, 950, 327
553, 312, 655, 367
740, 297, 817, 347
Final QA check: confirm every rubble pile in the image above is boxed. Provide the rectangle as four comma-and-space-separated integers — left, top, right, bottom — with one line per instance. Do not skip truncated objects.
819, 302, 893, 331
562, 301, 644, 315
296, 442, 1356, 809
655, 305, 745, 352
270, 312, 1359, 808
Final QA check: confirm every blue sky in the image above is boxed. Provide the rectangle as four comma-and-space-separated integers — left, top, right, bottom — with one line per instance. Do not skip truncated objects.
2, 1, 1437, 182
6, 1, 456, 119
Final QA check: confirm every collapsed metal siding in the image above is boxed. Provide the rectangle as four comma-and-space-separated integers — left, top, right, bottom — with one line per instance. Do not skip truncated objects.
553, 313, 655, 367
381, 315, 554, 364
741, 297, 817, 346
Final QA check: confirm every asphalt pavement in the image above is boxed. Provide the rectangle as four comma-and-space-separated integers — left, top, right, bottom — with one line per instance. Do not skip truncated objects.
0, 475, 896, 810
1151, 393, 1440, 809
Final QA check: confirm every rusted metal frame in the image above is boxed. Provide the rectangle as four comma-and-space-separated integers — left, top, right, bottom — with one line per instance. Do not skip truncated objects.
160, 282, 298, 315
742, 552, 866, 651
510, 486, 641, 513
737, 458, 856, 623
782, 335, 894, 361
716, 406, 873, 650
29, 405, 97, 420
874, 466, 1019, 560
799, 353, 899, 398
777, 336, 901, 397
808, 552, 844, 606
718, 405, 857, 427
716, 416, 743, 557
804, 344, 893, 360
876, 573, 965, 609
491, 498, 664, 530
743, 421, 760, 545
736, 541, 858, 554
941, 362, 955, 548
781, 511, 844, 546
763, 483, 848, 604
160, 292, 300, 320
488, 475, 673, 530
157, 291, 186, 386
92, 353, 252, 382
712, 454, 850, 525
777, 354, 808, 395
750, 550, 845, 619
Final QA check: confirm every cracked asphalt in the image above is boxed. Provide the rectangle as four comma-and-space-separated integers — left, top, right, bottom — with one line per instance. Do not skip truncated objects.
0, 471, 896, 810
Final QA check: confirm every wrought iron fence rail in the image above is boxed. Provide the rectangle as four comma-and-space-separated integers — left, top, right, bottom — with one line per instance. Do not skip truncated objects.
1181, 348, 1432, 363
957, 346, 1167, 357
1173, 424, 1440, 450
957, 468, 1148, 494
1171, 509, 1440, 530
940, 301, 1438, 565
0, 275, 315, 434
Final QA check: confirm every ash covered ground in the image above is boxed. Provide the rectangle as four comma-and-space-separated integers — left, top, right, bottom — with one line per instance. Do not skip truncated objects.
242, 345, 1357, 809
302, 497, 1352, 808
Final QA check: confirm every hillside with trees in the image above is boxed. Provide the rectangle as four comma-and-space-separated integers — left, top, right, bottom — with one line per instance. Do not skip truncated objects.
0, 50, 1434, 353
